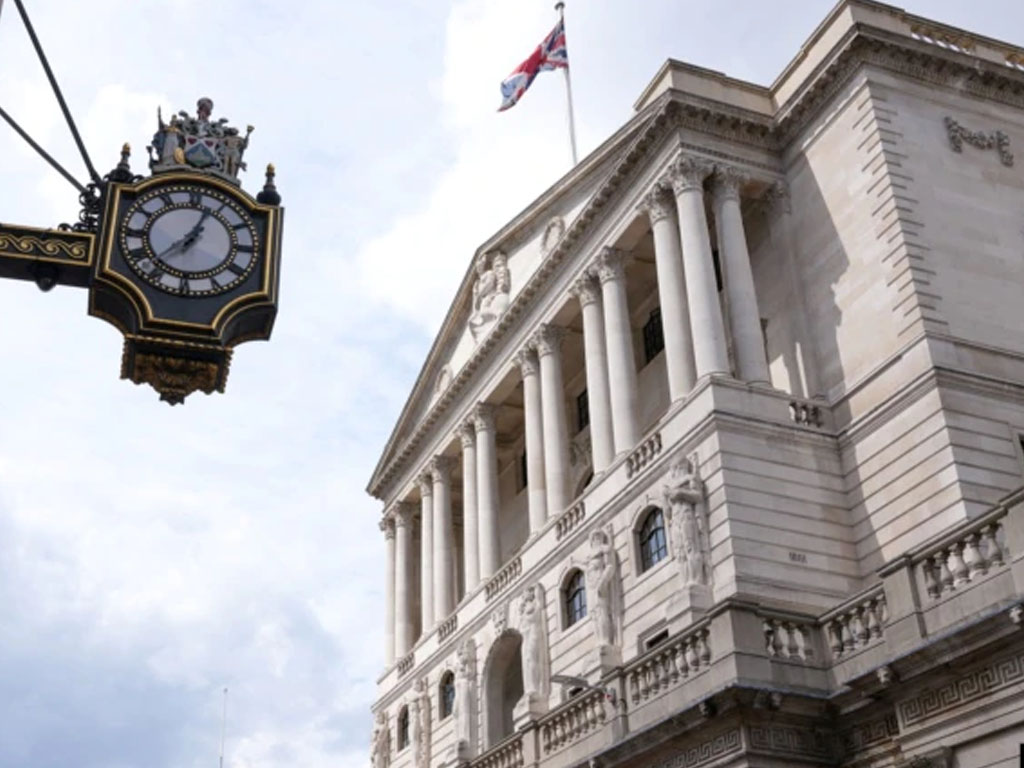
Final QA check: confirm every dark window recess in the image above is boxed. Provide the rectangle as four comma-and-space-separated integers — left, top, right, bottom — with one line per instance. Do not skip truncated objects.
398, 707, 410, 749
639, 507, 668, 572
761, 317, 769, 364
645, 629, 669, 650
568, 686, 584, 698
440, 672, 456, 719
518, 451, 528, 491
576, 390, 590, 432
711, 248, 724, 292
564, 570, 588, 627
643, 307, 665, 364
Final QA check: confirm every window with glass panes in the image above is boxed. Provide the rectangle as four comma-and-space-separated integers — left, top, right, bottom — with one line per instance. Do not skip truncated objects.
564, 570, 587, 626
643, 307, 664, 364
639, 507, 668, 571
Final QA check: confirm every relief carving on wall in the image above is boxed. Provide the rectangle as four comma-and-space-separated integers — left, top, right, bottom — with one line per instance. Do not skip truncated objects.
452, 638, 478, 761
469, 251, 511, 342
663, 454, 713, 588
944, 116, 1014, 166
411, 677, 431, 768
541, 216, 566, 255
434, 365, 452, 398
370, 710, 390, 768
516, 583, 551, 713
586, 525, 623, 671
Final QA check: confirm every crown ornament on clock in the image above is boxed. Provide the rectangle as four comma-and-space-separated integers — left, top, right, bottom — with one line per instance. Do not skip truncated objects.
147, 97, 255, 183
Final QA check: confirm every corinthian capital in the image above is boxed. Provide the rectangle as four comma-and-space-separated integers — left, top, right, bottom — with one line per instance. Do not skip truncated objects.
711, 164, 745, 202
762, 180, 791, 215
379, 514, 396, 539
570, 270, 601, 308
534, 323, 566, 357
458, 420, 476, 449
473, 403, 497, 433
430, 455, 456, 481
392, 500, 416, 528
668, 155, 714, 195
515, 347, 540, 378
416, 472, 433, 498
594, 246, 626, 285
638, 183, 675, 224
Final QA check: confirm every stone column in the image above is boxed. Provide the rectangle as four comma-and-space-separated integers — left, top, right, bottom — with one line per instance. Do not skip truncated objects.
669, 156, 730, 378
535, 324, 572, 514
516, 347, 548, 534
432, 456, 456, 620
595, 247, 640, 453
475, 403, 501, 579
459, 423, 481, 592
713, 165, 770, 384
394, 502, 414, 656
641, 183, 696, 399
417, 473, 435, 631
571, 271, 615, 472
381, 514, 396, 666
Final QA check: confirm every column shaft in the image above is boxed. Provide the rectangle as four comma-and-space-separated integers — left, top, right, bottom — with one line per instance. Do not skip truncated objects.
418, 475, 434, 630
572, 274, 615, 472
475, 404, 501, 578
394, 504, 413, 656
671, 157, 730, 377
460, 425, 481, 591
432, 457, 456, 619
644, 186, 696, 399
381, 516, 396, 665
715, 168, 769, 384
536, 325, 572, 513
596, 247, 640, 452
517, 348, 548, 533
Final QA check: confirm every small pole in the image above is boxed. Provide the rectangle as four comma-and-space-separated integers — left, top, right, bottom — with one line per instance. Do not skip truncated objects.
555, 2, 579, 166
219, 687, 228, 768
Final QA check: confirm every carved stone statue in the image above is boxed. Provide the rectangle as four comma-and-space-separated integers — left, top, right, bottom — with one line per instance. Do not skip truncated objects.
147, 97, 254, 181
518, 583, 550, 704
663, 455, 711, 587
370, 710, 390, 768
453, 638, 477, 759
469, 251, 511, 341
412, 677, 431, 768
586, 526, 623, 649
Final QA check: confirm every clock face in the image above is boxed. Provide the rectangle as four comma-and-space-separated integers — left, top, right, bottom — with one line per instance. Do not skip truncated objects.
118, 184, 259, 296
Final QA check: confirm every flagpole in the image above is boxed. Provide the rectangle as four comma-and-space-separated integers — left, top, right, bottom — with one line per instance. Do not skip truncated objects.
555, 2, 579, 166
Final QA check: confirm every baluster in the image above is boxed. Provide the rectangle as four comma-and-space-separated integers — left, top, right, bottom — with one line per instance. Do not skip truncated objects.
667, 642, 681, 681
639, 663, 651, 700
686, 635, 700, 670
828, 619, 843, 657
763, 620, 776, 656
840, 614, 855, 653
923, 557, 940, 599
699, 629, 711, 665
937, 547, 954, 592
676, 640, 690, 677
557, 717, 566, 746
784, 622, 799, 658
864, 601, 879, 640
799, 625, 814, 661
984, 523, 1004, 568
963, 532, 986, 578
853, 608, 869, 646
949, 541, 969, 586
629, 671, 639, 704
662, 649, 673, 686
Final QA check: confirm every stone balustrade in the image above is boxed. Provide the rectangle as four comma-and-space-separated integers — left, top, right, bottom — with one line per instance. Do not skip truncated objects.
908, 21, 975, 53
625, 431, 662, 479
917, 510, 1007, 601
788, 399, 823, 427
821, 586, 887, 660
397, 652, 414, 677
554, 501, 585, 540
438, 613, 458, 641
626, 625, 711, 705
762, 617, 815, 663
539, 690, 608, 756
485, 556, 523, 601
471, 732, 524, 768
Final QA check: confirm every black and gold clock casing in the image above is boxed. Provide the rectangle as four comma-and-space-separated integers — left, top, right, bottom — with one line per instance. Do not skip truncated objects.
90, 169, 283, 404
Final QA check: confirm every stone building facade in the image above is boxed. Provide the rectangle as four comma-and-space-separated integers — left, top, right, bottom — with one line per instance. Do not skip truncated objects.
366, 3, 1024, 766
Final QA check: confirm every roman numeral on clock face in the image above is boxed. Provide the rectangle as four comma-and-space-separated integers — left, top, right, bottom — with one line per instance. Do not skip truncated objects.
125, 227, 145, 238
236, 244, 254, 254
127, 248, 147, 262
188, 190, 204, 206
179, 276, 190, 294
227, 262, 246, 276
158, 193, 174, 208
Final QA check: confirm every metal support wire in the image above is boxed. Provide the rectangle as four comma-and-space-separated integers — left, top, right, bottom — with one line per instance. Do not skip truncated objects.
11, 0, 101, 184
0, 103, 86, 193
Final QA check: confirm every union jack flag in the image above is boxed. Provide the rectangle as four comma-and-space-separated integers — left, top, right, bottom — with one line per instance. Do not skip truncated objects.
498, 18, 569, 112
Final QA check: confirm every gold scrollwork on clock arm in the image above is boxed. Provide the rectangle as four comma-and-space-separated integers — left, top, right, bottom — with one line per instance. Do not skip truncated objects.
0, 233, 88, 260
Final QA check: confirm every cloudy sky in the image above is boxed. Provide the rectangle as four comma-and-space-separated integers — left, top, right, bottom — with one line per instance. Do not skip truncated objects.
0, 1, 1020, 766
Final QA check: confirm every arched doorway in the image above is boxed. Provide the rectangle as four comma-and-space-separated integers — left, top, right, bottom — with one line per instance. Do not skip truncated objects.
483, 630, 524, 748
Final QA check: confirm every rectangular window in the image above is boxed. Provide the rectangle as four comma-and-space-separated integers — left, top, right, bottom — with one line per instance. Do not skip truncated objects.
645, 629, 669, 651
576, 390, 590, 432
518, 451, 528, 491
643, 307, 664, 364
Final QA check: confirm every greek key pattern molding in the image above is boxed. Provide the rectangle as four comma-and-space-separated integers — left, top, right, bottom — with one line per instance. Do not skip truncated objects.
747, 724, 832, 760
840, 713, 899, 755
651, 728, 741, 768
898, 649, 1024, 726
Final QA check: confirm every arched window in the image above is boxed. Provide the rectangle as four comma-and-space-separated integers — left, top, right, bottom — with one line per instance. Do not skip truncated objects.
397, 706, 410, 750
564, 569, 587, 627
439, 671, 455, 719
638, 507, 668, 572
